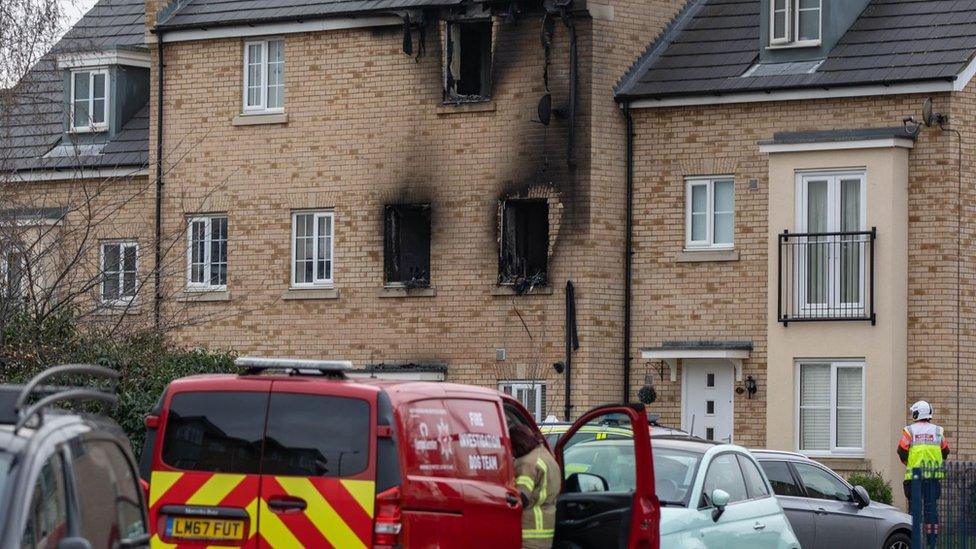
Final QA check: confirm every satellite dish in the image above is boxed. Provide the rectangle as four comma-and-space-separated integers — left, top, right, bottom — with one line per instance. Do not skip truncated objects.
537, 94, 552, 126
923, 97, 934, 127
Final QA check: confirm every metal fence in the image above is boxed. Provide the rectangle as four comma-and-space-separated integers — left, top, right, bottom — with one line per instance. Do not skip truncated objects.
909, 462, 976, 548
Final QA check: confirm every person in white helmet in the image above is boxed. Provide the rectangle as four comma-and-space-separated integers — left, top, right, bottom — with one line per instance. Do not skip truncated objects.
897, 400, 950, 547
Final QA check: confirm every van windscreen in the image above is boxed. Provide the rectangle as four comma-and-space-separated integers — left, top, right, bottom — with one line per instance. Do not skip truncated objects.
161, 391, 268, 473
262, 393, 370, 477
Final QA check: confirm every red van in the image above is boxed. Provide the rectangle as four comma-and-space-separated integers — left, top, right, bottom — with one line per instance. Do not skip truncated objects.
139, 357, 659, 548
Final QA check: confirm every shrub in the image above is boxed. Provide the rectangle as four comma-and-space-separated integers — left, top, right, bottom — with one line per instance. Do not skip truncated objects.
847, 471, 893, 505
1, 310, 237, 457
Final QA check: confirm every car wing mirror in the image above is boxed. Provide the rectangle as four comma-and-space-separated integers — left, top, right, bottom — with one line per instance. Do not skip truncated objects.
565, 472, 609, 493
853, 485, 871, 508
57, 538, 93, 549
710, 489, 730, 522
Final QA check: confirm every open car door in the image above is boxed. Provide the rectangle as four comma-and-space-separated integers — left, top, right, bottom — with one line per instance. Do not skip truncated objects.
553, 404, 659, 549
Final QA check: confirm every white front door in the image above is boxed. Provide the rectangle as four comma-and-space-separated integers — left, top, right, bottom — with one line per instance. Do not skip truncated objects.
682, 362, 734, 442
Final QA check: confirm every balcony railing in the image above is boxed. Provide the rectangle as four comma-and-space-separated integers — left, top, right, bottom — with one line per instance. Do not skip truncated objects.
778, 228, 876, 325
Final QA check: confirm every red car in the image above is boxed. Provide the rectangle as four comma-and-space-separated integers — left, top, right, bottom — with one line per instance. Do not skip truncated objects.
139, 357, 659, 548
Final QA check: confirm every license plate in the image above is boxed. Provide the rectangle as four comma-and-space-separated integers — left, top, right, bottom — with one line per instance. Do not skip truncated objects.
166, 516, 245, 541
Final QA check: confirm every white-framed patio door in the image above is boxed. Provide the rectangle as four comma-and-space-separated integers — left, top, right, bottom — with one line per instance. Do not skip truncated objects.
795, 172, 866, 317
681, 361, 734, 443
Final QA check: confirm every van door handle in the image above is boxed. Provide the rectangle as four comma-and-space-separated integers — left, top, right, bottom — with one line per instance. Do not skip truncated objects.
268, 497, 307, 513
506, 494, 520, 507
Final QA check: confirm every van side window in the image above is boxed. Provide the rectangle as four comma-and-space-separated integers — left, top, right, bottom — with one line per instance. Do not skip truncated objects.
162, 391, 268, 473
21, 452, 68, 549
70, 440, 147, 545
262, 393, 370, 477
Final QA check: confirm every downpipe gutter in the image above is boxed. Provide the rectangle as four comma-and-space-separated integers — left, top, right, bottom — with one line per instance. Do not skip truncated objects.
153, 32, 165, 329
622, 103, 634, 403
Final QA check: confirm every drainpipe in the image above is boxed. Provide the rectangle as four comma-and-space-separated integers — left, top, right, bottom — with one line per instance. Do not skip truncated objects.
153, 32, 165, 329
622, 103, 634, 403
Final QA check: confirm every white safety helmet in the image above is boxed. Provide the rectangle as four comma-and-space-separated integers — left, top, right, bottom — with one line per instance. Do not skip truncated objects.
910, 400, 933, 421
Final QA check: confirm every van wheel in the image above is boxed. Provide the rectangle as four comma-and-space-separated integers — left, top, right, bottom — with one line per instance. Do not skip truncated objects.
884, 532, 911, 549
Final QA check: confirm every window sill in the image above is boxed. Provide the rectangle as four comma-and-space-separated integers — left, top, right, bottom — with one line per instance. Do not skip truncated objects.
807, 456, 872, 472
377, 286, 436, 298
676, 249, 739, 263
766, 40, 821, 50
232, 112, 288, 126
177, 290, 231, 302
491, 285, 553, 296
436, 101, 496, 116
282, 287, 339, 300
93, 304, 142, 316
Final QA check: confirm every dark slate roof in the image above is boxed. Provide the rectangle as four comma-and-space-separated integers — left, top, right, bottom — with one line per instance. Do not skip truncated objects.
156, 0, 463, 30
1, 0, 148, 176
616, 0, 976, 100
759, 126, 917, 146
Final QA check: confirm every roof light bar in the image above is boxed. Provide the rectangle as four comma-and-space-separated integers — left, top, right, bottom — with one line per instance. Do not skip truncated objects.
235, 357, 353, 373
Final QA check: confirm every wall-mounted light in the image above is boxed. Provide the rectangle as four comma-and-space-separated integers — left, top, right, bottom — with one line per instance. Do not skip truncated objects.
745, 375, 758, 399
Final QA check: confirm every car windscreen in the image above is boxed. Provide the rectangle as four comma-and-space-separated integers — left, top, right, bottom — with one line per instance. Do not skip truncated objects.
161, 391, 268, 473
563, 440, 702, 506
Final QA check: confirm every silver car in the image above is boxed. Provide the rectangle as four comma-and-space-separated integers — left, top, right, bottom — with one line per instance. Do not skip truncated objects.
753, 450, 911, 549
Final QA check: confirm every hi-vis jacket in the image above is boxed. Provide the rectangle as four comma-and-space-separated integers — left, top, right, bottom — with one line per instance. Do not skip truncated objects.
515, 445, 561, 549
898, 421, 950, 480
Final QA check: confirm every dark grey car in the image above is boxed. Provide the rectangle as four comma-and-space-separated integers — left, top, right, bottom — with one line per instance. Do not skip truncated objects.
753, 450, 911, 549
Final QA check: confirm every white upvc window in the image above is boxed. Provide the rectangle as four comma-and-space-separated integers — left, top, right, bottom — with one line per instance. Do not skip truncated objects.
795, 170, 866, 315
186, 216, 228, 291
70, 68, 109, 132
100, 241, 138, 304
685, 176, 734, 249
770, 0, 821, 47
0, 249, 27, 300
499, 380, 546, 422
243, 39, 284, 113
796, 360, 864, 457
291, 211, 334, 287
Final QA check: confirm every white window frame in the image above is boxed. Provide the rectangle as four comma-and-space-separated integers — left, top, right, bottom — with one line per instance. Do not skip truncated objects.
769, 0, 821, 47
795, 170, 867, 316
186, 216, 228, 292
498, 381, 545, 422
0, 248, 28, 300
70, 68, 109, 133
794, 360, 865, 457
685, 176, 735, 250
242, 38, 284, 113
100, 241, 139, 305
290, 211, 334, 288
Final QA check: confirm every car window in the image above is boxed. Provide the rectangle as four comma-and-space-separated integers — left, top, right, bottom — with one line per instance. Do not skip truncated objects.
162, 391, 268, 473
736, 455, 770, 499
700, 453, 748, 506
759, 460, 805, 497
71, 439, 148, 547
652, 447, 703, 506
263, 393, 370, 477
794, 463, 853, 502
21, 452, 68, 549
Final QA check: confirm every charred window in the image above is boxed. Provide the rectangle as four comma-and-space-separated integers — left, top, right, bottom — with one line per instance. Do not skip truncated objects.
445, 20, 492, 100
385, 204, 431, 287
499, 200, 548, 286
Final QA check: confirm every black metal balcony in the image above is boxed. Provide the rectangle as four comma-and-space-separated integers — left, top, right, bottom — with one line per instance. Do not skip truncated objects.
778, 228, 876, 325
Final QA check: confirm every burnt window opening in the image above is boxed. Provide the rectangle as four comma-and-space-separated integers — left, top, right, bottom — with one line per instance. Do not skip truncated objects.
499, 199, 549, 287
384, 204, 431, 287
445, 20, 492, 100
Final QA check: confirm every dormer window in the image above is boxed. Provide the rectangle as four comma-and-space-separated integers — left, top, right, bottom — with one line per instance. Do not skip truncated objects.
70, 69, 108, 132
771, 0, 821, 47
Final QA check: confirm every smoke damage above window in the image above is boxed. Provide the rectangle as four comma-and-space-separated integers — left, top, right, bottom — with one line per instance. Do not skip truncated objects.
499, 199, 548, 288
384, 204, 431, 288
445, 20, 492, 101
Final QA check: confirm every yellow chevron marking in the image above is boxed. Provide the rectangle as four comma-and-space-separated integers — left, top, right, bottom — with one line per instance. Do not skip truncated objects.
276, 477, 366, 549
258, 497, 302, 548
245, 497, 259, 539
149, 471, 183, 508
186, 474, 246, 506
149, 534, 176, 549
340, 479, 376, 517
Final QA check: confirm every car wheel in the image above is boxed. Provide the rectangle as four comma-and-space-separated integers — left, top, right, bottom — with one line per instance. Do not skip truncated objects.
884, 532, 911, 549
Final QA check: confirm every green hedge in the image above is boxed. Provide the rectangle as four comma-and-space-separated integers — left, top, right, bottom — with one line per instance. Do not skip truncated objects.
847, 471, 894, 505
1, 311, 237, 456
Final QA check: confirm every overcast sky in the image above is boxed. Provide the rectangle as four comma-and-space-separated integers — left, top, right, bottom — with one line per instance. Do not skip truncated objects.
62, 0, 99, 29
